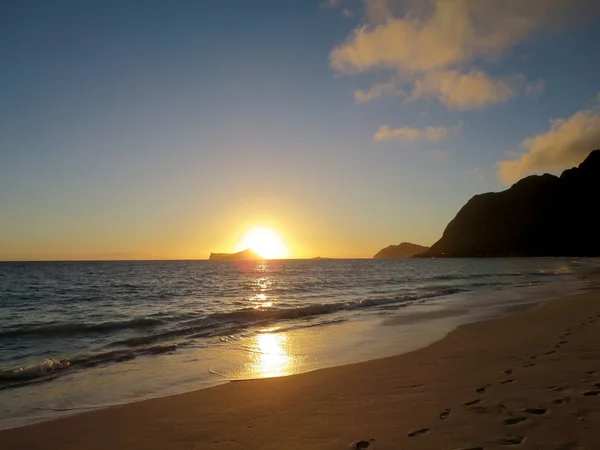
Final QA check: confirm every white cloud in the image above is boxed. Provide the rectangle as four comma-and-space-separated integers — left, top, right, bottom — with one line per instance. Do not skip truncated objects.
374, 123, 461, 142
330, 0, 599, 109
497, 96, 600, 183
332, 0, 596, 75
411, 70, 521, 109
354, 80, 404, 103
342, 8, 354, 18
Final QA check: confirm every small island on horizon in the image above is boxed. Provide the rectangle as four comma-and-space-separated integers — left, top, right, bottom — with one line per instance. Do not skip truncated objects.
208, 249, 263, 261
373, 242, 429, 259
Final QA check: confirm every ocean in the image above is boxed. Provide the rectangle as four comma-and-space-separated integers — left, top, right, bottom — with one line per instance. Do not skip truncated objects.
1, 258, 598, 429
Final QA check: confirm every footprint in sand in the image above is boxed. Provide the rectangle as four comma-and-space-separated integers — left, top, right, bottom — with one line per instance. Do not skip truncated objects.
582, 390, 600, 396
498, 436, 525, 446
545, 350, 557, 355
457, 447, 485, 450
503, 417, 527, 425
439, 408, 451, 420
505, 369, 513, 375
523, 363, 536, 368
476, 384, 490, 394
559, 340, 568, 345
500, 379, 515, 385
464, 399, 482, 406
552, 397, 572, 405
348, 439, 373, 449
522, 407, 548, 415
408, 428, 430, 438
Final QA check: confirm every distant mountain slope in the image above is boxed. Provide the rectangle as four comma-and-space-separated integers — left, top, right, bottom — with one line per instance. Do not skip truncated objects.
374, 242, 429, 259
421, 149, 600, 257
209, 249, 263, 261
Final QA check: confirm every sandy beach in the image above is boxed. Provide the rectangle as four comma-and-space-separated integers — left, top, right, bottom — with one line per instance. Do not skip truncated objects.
3, 285, 600, 450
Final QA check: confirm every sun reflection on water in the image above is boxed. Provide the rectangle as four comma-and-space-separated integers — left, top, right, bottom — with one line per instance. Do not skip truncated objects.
250, 293, 273, 308
254, 333, 291, 378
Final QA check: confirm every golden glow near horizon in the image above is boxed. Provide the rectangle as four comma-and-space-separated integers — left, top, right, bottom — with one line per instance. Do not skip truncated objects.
236, 226, 289, 259
254, 332, 291, 378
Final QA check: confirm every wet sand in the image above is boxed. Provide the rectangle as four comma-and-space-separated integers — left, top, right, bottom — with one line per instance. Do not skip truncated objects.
3, 288, 600, 449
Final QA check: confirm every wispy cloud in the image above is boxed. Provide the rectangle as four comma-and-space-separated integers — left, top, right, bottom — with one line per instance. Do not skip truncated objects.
354, 80, 404, 103
374, 123, 461, 142
497, 93, 600, 183
330, 0, 599, 109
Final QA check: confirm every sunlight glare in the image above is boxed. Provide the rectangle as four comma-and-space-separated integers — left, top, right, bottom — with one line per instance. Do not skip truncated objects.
237, 226, 288, 259
254, 333, 291, 377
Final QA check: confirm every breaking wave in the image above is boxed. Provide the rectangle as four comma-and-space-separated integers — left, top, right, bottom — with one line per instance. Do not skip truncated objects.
0, 318, 163, 339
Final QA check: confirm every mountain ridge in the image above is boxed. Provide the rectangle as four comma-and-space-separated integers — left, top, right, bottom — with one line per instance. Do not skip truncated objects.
420, 149, 600, 257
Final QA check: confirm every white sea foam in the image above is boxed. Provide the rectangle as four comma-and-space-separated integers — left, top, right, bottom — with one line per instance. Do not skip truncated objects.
5, 359, 70, 380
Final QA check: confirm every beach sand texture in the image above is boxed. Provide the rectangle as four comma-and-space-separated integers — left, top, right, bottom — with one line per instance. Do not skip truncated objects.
3, 287, 600, 449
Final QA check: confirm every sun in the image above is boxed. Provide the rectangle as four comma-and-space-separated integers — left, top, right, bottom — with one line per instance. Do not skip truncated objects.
237, 226, 288, 259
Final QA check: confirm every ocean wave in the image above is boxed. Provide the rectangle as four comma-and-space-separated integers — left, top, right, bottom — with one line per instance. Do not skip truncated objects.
0, 318, 163, 339
0, 359, 70, 382
113, 288, 462, 349
267, 317, 349, 334
428, 272, 523, 282
427, 268, 571, 283
0, 288, 462, 390
215, 287, 461, 320
0, 345, 177, 389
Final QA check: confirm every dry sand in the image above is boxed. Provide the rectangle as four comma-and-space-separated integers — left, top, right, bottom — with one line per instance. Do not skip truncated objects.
3, 288, 600, 449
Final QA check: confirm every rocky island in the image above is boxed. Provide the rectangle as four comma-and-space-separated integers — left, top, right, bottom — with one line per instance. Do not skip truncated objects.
209, 249, 263, 261
374, 242, 429, 259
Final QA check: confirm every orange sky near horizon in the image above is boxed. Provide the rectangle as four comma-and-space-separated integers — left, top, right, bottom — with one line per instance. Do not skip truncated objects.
0, 199, 440, 261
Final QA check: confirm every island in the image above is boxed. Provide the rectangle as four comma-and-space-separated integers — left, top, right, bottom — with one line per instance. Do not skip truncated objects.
374, 242, 429, 259
421, 149, 600, 257
208, 249, 263, 261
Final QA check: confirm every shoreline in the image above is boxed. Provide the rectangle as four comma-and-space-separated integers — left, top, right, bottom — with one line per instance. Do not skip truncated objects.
0, 280, 568, 432
3, 284, 600, 448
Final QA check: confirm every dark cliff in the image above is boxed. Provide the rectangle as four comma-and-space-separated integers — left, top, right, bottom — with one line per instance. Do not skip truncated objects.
421, 150, 600, 257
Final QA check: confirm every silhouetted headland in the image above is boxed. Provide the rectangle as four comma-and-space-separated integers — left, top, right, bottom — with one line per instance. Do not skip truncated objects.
209, 249, 263, 261
374, 242, 429, 259
421, 149, 600, 257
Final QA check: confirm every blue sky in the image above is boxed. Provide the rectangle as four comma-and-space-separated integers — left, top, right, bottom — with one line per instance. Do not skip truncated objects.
1, 0, 600, 260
